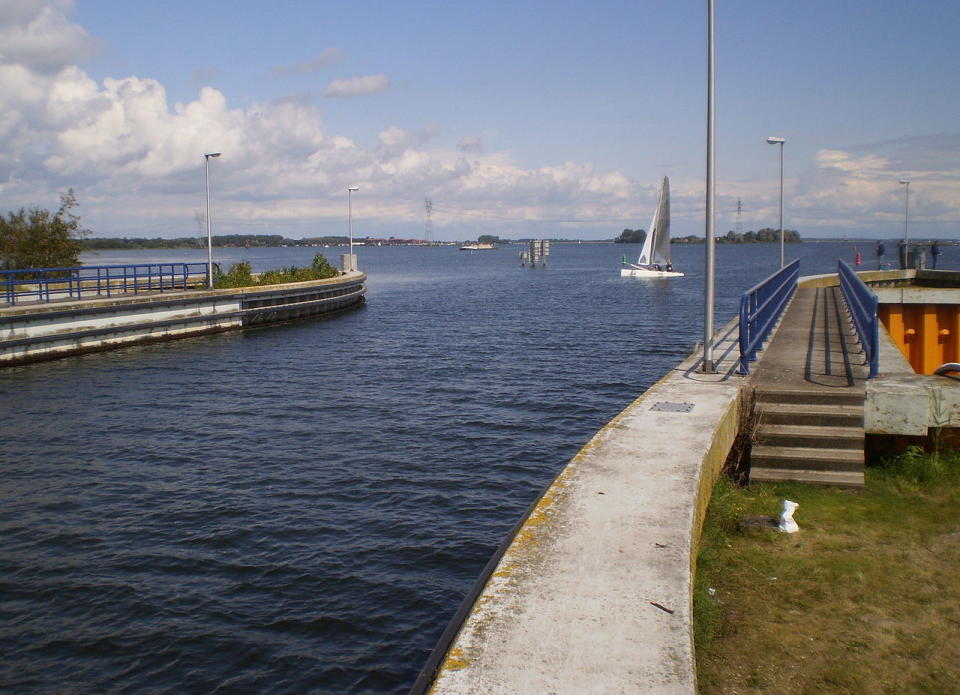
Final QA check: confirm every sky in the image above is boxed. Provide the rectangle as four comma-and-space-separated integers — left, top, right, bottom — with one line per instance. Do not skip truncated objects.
1, 0, 958, 241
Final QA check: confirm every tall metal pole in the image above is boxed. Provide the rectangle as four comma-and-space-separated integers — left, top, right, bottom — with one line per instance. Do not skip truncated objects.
900, 180, 910, 244
777, 141, 784, 268
766, 137, 786, 268
899, 179, 910, 268
701, 0, 717, 374
348, 186, 358, 272
203, 152, 221, 290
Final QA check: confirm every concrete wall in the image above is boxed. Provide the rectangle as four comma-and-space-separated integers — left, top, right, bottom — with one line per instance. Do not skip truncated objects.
0, 273, 365, 367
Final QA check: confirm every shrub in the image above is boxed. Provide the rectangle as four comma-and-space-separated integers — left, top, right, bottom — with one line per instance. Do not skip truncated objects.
213, 254, 340, 289
311, 253, 338, 278
214, 261, 254, 289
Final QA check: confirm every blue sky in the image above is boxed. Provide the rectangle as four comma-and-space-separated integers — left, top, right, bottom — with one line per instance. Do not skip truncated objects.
2, 0, 958, 240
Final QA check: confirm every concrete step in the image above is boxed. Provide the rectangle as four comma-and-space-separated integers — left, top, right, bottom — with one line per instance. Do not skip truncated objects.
755, 424, 864, 450
749, 466, 865, 487
756, 402, 863, 427
754, 387, 864, 407
750, 445, 864, 472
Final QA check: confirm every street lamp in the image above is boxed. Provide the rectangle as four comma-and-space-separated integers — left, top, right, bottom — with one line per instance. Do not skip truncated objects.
898, 179, 911, 268
203, 152, 222, 289
766, 136, 785, 268
900, 179, 910, 244
347, 186, 359, 272
701, 0, 717, 374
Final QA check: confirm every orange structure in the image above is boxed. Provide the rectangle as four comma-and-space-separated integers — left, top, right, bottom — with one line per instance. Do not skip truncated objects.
879, 302, 960, 374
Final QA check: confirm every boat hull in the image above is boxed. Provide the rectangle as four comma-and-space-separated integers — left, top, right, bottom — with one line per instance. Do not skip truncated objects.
620, 267, 684, 278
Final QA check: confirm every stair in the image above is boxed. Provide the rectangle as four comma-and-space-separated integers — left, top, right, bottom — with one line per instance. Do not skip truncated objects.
750, 387, 865, 487
746, 285, 870, 487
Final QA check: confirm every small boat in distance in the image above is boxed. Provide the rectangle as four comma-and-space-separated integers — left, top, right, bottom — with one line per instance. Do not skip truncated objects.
621, 176, 684, 278
460, 242, 497, 251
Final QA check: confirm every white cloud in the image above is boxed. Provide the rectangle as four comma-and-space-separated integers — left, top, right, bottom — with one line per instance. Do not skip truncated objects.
779, 144, 960, 231
323, 74, 390, 98
0, 0, 97, 74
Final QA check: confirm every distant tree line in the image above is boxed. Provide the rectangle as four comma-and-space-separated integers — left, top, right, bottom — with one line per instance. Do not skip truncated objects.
614, 228, 646, 244
1, 190, 88, 271
80, 234, 352, 250
628, 228, 802, 245
720, 228, 801, 243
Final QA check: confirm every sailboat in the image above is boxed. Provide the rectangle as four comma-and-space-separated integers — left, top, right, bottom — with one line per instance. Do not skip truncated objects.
620, 176, 684, 278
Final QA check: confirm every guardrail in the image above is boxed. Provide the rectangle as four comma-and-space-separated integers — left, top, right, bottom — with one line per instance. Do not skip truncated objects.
1, 263, 209, 306
838, 259, 879, 378
738, 258, 800, 374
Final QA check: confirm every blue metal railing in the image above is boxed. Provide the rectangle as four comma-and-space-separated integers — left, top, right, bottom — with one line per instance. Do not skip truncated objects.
1, 263, 209, 305
738, 258, 800, 374
838, 259, 879, 378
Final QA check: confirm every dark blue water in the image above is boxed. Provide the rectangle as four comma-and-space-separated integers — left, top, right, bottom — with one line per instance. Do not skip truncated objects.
1, 241, 951, 693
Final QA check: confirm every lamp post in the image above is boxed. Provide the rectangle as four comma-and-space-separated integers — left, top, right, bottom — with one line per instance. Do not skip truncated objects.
203, 152, 222, 289
701, 0, 717, 374
899, 179, 910, 266
347, 186, 359, 272
766, 136, 785, 268
900, 179, 910, 244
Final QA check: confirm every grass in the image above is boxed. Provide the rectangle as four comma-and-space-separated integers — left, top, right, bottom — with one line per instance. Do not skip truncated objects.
695, 446, 960, 694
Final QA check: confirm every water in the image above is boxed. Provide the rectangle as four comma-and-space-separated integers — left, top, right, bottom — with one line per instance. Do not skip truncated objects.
1, 241, 951, 693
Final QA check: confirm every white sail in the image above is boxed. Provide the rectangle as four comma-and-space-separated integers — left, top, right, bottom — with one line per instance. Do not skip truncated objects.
635, 176, 670, 266
621, 176, 683, 278
652, 176, 671, 264
636, 196, 657, 266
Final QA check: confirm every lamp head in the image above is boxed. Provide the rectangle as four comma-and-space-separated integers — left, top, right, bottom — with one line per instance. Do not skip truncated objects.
204, 152, 222, 159
348, 186, 359, 192
899, 179, 910, 185
766, 136, 785, 145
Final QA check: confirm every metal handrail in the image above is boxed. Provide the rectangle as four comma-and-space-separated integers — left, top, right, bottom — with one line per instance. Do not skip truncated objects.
738, 258, 799, 374
933, 363, 960, 378
1, 262, 209, 305
837, 259, 879, 378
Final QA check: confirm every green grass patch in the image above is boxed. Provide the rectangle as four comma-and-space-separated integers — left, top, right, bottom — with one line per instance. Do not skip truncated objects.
695, 448, 960, 694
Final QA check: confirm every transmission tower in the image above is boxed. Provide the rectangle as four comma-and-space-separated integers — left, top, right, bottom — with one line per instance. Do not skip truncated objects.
424, 198, 433, 244
735, 198, 743, 236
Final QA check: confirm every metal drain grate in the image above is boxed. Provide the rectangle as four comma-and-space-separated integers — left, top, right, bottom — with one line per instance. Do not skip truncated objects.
650, 401, 695, 413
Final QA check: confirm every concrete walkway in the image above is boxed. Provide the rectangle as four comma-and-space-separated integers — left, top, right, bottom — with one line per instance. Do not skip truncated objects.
421, 320, 746, 694
750, 285, 870, 390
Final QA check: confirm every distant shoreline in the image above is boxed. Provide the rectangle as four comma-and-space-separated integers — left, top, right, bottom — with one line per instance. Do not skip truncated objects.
79, 237, 953, 250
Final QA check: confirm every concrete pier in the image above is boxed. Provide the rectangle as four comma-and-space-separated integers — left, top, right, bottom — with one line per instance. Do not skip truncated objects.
0, 272, 365, 367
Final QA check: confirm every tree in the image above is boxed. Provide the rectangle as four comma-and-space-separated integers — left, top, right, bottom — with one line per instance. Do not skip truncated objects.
0, 189, 89, 271
478, 234, 500, 244
615, 228, 646, 244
